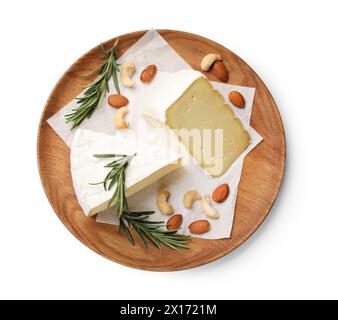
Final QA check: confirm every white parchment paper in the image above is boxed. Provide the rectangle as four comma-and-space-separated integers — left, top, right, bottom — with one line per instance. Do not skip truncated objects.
48, 29, 263, 239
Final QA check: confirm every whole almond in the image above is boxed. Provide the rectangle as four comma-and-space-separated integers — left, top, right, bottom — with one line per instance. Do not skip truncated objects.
211, 61, 229, 82
140, 64, 157, 83
212, 184, 230, 203
167, 214, 183, 230
229, 91, 246, 108
108, 94, 129, 109
188, 220, 211, 234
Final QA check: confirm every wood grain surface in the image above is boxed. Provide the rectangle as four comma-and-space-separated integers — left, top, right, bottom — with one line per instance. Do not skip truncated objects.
37, 30, 286, 271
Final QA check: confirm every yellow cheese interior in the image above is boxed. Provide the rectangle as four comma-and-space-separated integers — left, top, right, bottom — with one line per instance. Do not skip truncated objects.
88, 162, 180, 216
165, 77, 250, 177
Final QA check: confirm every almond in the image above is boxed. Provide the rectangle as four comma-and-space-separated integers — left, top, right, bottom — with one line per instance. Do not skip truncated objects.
211, 61, 229, 82
108, 94, 129, 109
212, 184, 230, 203
167, 214, 183, 230
229, 91, 246, 108
188, 220, 211, 234
140, 64, 157, 83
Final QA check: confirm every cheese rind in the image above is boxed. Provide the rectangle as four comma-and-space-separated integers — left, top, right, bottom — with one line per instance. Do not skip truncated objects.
71, 129, 181, 216
165, 77, 250, 176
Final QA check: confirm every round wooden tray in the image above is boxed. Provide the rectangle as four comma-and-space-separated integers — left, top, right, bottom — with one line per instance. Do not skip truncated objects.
37, 30, 285, 271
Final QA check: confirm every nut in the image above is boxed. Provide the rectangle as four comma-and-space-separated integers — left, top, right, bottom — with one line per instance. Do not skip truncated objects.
212, 184, 230, 203
108, 94, 129, 109
156, 191, 174, 215
114, 106, 129, 130
200, 53, 222, 71
183, 190, 202, 209
229, 91, 246, 108
120, 62, 136, 88
140, 64, 157, 83
211, 61, 229, 82
201, 195, 219, 219
188, 220, 211, 234
167, 214, 183, 230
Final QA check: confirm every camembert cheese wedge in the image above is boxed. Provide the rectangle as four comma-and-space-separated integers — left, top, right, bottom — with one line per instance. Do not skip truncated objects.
71, 129, 182, 216
140, 70, 250, 176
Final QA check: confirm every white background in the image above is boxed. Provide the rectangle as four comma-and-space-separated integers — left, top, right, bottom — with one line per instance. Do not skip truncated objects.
0, 0, 337, 300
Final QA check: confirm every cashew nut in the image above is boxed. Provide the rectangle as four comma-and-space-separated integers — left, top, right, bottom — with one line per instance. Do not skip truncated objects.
183, 190, 202, 209
156, 191, 174, 215
200, 53, 222, 71
201, 195, 219, 219
120, 62, 136, 88
114, 107, 129, 130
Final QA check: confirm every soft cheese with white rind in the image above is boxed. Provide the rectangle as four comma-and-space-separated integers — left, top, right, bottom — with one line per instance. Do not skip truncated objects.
139, 70, 203, 123
138, 71, 250, 177
114, 70, 204, 157
71, 129, 182, 217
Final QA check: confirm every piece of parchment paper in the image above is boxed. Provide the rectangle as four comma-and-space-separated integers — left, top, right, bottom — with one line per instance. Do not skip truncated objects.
48, 29, 263, 239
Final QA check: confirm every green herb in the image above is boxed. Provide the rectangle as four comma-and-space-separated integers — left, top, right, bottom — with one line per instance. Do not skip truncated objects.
92, 154, 190, 251
120, 211, 190, 251
90, 153, 131, 215
65, 40, 120, 129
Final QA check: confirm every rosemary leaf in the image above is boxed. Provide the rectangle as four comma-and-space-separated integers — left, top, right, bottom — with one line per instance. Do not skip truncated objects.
65, 40, 120, 129
119, 219, 135, 246
94, 154, 127, 159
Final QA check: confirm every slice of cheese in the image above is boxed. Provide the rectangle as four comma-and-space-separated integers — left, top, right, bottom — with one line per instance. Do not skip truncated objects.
165, 77, 250, 177
71, 129, 181, 216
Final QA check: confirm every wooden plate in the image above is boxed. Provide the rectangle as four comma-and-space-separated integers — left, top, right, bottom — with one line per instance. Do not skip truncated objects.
37, 30, 285, 271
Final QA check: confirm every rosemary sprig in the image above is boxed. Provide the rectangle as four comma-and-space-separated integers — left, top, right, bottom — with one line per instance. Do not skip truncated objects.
65, 40, 120, 129
120, 211, 190, 251
90, 153, 131, 216
91, 154, 190, 251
